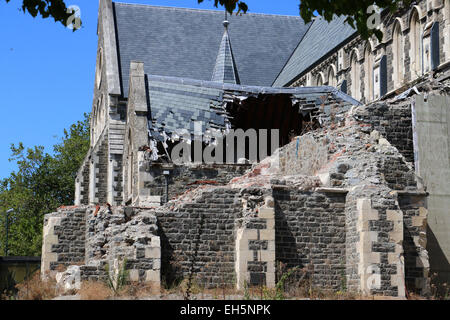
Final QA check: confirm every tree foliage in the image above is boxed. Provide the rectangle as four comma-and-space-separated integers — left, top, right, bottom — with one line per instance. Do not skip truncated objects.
0, 114, 90, 256
298, 0, 412, 40
204, 0, 411, 40
197, 0, 248, 15
5, 0, 80, 29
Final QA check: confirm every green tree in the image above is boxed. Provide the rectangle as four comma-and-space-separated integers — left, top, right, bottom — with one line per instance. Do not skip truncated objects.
0, 114, 90, 256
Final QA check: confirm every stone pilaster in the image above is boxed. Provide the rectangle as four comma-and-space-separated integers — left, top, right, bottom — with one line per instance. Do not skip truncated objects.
236, 196, 276, 290
41, 216, 63, 277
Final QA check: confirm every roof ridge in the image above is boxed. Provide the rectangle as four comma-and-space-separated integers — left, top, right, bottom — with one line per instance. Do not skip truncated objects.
113, 1, 303, 19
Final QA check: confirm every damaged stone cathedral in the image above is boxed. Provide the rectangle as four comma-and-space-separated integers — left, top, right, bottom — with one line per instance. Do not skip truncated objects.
42, 0, 450, 297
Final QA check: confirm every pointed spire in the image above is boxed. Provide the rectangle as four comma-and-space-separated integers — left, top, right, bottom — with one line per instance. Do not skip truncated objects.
211, 13, 240, 84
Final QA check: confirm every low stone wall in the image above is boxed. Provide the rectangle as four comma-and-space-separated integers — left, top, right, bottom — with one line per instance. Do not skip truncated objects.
41, 207, 87, 274
42, 206, 161, 290
273, 187, 347, 290
154, 187, 241, 288
42, 185, 430, 296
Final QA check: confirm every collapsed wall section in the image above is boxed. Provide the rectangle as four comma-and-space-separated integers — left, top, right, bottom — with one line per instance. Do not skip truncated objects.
139, 163, 250, 206
42, 205, 161, 289
354, 102, 414, 164
269, 112, 430, 297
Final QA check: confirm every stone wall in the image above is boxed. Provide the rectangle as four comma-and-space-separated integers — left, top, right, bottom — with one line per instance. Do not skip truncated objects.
80, 161, 90, 205
342, 187, 406, 297
96, 135, 109, 204
380, 154, 417, 190
290, 0, 450, 104
273, 187, 347, 290
42, 205, 161, 289
140, 164, 251, 205
41, 207, 87, 274
75, 129, 109, 206
111, 153, 124, 204
154, 187, 241, 288
398, 192, 430, 295
45, 115, 434, 296
354, 102, 415, 164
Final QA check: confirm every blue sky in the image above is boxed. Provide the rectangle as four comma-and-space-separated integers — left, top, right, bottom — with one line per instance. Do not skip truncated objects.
0, 0, 301, 179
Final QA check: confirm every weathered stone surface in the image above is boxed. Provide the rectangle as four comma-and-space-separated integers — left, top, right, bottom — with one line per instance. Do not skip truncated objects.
56, 265, 81, 292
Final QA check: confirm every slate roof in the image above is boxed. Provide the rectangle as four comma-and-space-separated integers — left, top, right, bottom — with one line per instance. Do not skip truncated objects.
273, 16, 357, 87
113, 2, 309, 97
147, 76, 225, 138
146, 74, 361, 141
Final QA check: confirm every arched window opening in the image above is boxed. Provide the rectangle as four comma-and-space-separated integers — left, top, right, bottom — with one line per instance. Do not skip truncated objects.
95, 98, 101, 130
350, 51, 360, 100
327, 66, 336, 87
315, 74, 324, 86
96, 48, 103, 89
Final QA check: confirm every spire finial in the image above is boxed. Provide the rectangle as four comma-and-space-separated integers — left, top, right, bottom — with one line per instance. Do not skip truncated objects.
223, 10, 229, 29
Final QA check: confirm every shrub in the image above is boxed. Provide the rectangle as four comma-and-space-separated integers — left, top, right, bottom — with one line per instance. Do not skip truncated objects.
79, 281, 111, 300
15, 272, 58, 300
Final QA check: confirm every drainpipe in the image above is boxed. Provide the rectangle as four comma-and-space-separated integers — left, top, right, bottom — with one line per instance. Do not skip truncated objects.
163, 170, 170, 204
